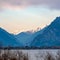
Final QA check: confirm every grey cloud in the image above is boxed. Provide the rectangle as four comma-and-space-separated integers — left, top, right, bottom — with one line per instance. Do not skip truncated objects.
0, 0, 60, 10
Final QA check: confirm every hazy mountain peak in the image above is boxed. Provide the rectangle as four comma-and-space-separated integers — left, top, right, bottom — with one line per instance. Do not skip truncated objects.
56, 16, 60, 19
52, 16, 60, 24
0, 27, 9, 34
0, 27, 4, 31
49, 16, 60, 30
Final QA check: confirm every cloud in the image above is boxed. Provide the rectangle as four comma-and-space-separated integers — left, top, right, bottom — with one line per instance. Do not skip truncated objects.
0, 0, 60, 10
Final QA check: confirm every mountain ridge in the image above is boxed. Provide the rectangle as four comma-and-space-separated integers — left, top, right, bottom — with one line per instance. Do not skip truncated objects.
31, 16, 60, 47
0, 17, 60, 47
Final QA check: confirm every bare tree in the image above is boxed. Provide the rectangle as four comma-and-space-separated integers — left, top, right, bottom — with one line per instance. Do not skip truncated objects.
44, 52, 55, 60
23, 53, 29, 60
56, 50, 60, 60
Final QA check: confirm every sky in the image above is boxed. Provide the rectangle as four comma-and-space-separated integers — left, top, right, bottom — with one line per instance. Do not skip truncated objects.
0, 0, 60, 34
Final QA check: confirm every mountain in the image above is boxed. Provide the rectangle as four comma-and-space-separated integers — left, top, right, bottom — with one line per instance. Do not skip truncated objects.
0, 16, 60, 48
15, 31, 33, 46
0, 28, 23, 47
31, 17, 60, 47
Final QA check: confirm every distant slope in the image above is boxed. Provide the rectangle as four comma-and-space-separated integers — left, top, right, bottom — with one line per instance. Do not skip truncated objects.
0, 28, 23, 47
15, 31, 33, 46
31, 17, 60, 47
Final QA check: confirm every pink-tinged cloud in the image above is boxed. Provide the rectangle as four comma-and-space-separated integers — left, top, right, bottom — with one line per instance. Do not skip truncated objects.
0, 0, 60, 10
